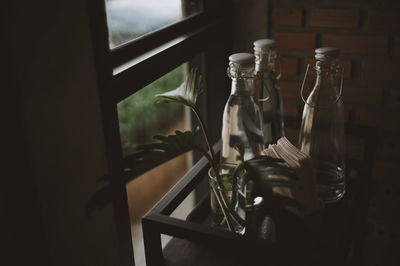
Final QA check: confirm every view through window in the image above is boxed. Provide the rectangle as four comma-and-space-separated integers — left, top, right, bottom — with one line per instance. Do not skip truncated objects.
118, 65, 195, 266
105, 0, 203, 48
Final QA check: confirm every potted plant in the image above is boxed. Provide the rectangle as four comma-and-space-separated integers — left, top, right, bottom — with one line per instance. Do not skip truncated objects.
88, 68, 315, 243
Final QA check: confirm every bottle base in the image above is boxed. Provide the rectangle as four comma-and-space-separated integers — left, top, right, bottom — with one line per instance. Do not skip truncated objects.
315, 165, 346, 203
317, 184, 345, 203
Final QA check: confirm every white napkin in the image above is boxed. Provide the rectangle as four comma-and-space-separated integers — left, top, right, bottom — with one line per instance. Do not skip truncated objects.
262, 137, 321, 214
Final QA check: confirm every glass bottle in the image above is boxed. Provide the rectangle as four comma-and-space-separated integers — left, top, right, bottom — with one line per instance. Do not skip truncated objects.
254, 39, 285, 146
218, 53, 264, 233
298, 47, 345, 203
220, 53, 264, 172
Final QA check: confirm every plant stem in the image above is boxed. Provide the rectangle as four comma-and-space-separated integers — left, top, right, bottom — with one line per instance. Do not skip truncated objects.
192, 106, 242, 230
193, 145, 236, 231
191, 106, 222, 184
210, 185, 234, 231
230, 163, 244, 209
192, 106, 218, 168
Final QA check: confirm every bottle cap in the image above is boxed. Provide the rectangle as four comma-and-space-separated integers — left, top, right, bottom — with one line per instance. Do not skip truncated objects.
315, 47, 340, 61
253, 39, 276, 52
229, 53, 255, 67
228, 53, 257, 79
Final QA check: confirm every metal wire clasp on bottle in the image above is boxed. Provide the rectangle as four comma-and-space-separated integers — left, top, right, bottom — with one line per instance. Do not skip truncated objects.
300, 63, 344, 109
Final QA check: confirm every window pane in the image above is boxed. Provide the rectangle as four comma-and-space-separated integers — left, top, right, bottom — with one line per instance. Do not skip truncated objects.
118, 64, 195, 266
105, 0, 203, 48
118, 65, 186, 156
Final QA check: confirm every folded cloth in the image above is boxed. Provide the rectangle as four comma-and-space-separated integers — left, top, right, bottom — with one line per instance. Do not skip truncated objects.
261, 137, 321, 214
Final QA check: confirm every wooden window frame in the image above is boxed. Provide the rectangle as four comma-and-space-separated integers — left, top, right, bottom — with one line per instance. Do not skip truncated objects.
87, 1, 233, 264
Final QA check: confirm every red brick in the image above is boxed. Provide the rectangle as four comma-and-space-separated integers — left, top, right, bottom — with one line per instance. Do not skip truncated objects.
274, 33, 316, 50
342, 86, 382, 106
282, 100, 299, 117
366, 11, 400, 30
280, 57, 298, 77
362, 61, 400, 83
321, 34, 388, 55
280, 81, 302, 99
310, 8, 359, 29
388, 89, 400, 109
275, 8, 303, 27
355, 110, 400, 130
345, 135, 365, 161
302, 57, 315, 71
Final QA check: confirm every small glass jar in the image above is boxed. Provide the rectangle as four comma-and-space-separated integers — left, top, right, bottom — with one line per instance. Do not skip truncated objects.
208, 168, 233, 226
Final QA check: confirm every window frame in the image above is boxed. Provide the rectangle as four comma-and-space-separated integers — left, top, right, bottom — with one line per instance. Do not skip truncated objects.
87, 0, 232, 265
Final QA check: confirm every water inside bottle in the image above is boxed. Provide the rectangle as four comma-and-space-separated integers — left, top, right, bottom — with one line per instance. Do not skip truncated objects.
220, 95, 264, 173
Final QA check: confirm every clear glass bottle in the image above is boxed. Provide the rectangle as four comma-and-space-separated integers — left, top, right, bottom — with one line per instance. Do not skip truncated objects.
298, 47, 345, 203
219, 53, 264, 232
220, 53, 264, 172
254, 39, 285, 146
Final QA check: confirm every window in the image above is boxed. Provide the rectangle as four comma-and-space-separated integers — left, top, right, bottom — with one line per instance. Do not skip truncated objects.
119, 63, 194, 266
105, 0, 203, 48
117, 65, 187, 156
88, 0, 231, 265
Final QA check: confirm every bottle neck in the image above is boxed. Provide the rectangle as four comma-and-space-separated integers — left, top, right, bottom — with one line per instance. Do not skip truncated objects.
228, 64, 259, 95
231, 78, 254, 95
310, 60, 342, 106
314, 60, 340, 87
315, 58, 339, 73
255, 56, 276, 73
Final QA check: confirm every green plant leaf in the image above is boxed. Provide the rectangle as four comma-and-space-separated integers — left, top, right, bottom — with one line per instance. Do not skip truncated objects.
156, 68, 203, 109
233, 155, 305, 213
122, 128, 200, 174
87, 128, 200, 214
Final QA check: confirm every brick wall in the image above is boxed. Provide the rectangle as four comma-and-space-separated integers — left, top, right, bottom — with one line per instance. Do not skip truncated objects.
269, 1, 400, 265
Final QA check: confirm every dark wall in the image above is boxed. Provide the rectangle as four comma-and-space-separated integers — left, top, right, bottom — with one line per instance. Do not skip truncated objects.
231, 0, 268, 52
1, 36, 50, 265
2, 1, 123, 265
